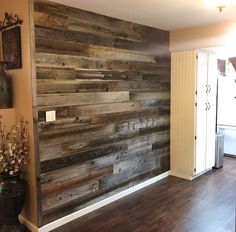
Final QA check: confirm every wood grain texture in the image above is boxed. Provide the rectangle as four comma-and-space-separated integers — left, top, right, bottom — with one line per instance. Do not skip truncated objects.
52, 157, 236, 232
34, 0, 170, 225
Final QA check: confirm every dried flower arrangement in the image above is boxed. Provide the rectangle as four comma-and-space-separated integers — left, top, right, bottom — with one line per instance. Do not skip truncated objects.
0, 115, 29, 176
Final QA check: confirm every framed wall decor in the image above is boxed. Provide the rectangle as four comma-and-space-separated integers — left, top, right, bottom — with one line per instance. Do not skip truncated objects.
2, 26, 22, 70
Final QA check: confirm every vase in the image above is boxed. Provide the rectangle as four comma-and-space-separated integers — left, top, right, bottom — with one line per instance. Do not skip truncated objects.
0, 62, 12, 109
0, 173, 28, 232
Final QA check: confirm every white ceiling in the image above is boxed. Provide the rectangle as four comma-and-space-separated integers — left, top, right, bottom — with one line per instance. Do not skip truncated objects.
51, 0, 236, 31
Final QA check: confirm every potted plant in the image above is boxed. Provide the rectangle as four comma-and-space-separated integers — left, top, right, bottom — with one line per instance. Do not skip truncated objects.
0, 115, 29, 232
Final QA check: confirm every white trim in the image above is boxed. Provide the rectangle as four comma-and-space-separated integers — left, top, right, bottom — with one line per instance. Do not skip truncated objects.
19, 215, 38, 232
38, 171, 170, 232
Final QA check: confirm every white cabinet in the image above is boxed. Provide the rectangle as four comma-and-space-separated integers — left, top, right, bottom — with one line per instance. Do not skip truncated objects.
171, 50, 217, 180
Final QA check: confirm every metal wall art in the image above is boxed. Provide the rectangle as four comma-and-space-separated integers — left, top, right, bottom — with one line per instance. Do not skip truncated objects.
0, 12, 23, 70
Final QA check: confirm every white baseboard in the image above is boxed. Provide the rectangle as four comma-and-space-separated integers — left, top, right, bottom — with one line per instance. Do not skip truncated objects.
37, 171, 170, 232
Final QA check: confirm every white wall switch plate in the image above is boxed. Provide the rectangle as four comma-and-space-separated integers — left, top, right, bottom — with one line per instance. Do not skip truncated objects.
46, 110, 56, 122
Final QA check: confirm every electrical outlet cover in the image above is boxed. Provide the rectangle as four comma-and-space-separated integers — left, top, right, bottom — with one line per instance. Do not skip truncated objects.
46, 110, 56, 122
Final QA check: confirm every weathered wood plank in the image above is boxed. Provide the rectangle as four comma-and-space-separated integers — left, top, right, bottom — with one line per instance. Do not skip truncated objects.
40, 142, 128, 173
37, 79, 170, 94
139, 125, 170, 136
100, 149, 169, 191
37, 80, 109, 94
108, 80, 170, 92
41, 149, 169, 215
40, 130, 169, 172
37, 99, 169, 122
39, 124, 169, 161
35, 37, 157, 63
38, 118, 93, 134
38, 115, 169, 138
39, 130, 139, 162
37, 91, 129, 107
39, 124, 115, 154
41, 166, 113, 198
90, 108, 170, 124
34, 0, 169, 45
130, 91, 170, 101
37, 108, 169, 134
42, 180, 99, 214
41, 143, 162, 200
41, 144, 155, 192
69, 101, 141, 117
115, 116, 169, 133
41, 166, 165, 223
35, 25, 169, 56
140, 99, 170, 109
36, 68, 145, 81
35, 53, 170, 75
34, 0, 170, 225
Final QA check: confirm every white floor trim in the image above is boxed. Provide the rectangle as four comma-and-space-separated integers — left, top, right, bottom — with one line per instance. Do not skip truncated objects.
38, 171, 170, 232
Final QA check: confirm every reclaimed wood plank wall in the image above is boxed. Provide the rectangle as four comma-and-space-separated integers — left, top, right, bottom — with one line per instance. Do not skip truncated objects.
34, 0, 170, 225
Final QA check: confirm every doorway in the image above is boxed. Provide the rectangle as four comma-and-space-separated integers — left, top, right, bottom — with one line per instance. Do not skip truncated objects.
216, 57, 236, 157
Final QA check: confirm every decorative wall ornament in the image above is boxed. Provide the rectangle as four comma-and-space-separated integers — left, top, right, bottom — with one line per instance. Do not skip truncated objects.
0, 12, 23, 32
2, 27, 22, 70
0, 12, 23, 70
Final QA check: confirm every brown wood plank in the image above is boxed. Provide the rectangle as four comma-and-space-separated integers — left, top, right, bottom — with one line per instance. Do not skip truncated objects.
35, 37, 157, 63
35, 26, 169, 56
40, 130, 169, 172
37, 79, 170, 94
39, 124, 115, 155
90, 108, 170, 124
130, 91, 170, 101
69, 101, 142, 117
36, 68, 145, 81
51, 158, 235, 232
37, 79, 109, 94
40, 142, 129, 173
41, 150, 168, 215
35, 53, 170, 74
37, 91, 129, 107
108, 80, 170, 92
34, 0, 170, 225
34, 0, 169, 44
41, 166, 113, 198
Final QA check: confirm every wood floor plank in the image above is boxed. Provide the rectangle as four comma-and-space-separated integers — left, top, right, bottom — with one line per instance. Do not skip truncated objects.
52, 157, 236, 232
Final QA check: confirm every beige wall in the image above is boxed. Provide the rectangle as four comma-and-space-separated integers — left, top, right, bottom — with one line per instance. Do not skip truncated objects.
0, 109, 16, 131
0, 0, 37, 227
170, 20, 236, 51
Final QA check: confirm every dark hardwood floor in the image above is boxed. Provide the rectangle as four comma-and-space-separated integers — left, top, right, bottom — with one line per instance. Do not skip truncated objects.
53, 157, 236, 232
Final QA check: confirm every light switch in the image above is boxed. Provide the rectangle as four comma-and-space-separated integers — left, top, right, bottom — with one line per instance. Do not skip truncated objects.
46, 110, 56, 122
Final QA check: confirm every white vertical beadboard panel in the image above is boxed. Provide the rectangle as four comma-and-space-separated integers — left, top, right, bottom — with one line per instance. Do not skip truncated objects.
170, 50, 197, 179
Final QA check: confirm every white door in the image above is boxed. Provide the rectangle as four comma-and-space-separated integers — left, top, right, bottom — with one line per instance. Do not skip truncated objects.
195, 52, 208, 174
197, 52, 208, 98
205, 99, 216, 169
207, 54, 217, 101
205, 54, 217, 169
195, 98, 207, 174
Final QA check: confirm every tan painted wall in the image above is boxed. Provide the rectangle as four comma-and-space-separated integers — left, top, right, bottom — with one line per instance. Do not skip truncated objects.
0, 0, 37, 227
0, 109, 16, 131
170, 20, 236, 51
